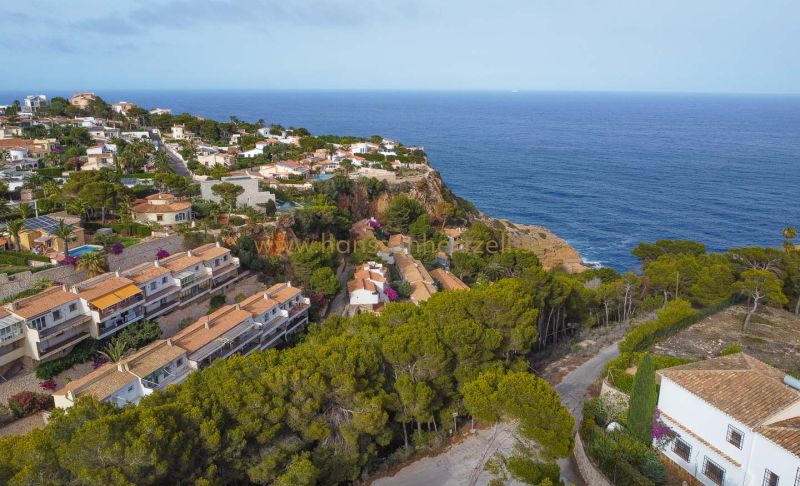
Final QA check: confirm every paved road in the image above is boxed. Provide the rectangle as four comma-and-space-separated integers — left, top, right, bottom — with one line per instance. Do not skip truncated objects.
154, 133, 191, 176
554, 340, 621, 485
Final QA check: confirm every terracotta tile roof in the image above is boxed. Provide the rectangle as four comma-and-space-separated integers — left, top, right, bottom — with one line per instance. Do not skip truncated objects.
757, 418, 800, 457
171, 305, 253, 354
389, 234, 412, 248
7, 286, 80, 319
77, 276, 139, 302
56, 363, 135, 402
266, 282, 301, 304
146, 193, 177, 201
659, 354, 800, 428
430, 269, 469, 290
132, 200, 191, 213
160, 253, 204, 272
348, 278, 377, 293
239, 292, 279, 316
192, 243, 229, 260
126, 340, 185, 379
123, 263, 171, 284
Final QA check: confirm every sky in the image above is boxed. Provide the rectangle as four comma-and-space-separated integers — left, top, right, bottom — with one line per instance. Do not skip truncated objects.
1, 0, 799, 93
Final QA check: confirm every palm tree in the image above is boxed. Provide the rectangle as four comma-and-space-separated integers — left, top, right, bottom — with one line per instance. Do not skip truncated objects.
54, 219, 74, 256
99, 338, 128, 363
67, 199, 89, 223
6, 218, 23, 250
17, 203, 33, 220
783, 226, 798, 253
77, 251, 107, 277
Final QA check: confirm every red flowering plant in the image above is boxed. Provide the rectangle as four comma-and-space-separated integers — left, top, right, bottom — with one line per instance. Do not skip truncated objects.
7, 391, 54, 418
39, 379, 57, 391
651, 409, 676, 450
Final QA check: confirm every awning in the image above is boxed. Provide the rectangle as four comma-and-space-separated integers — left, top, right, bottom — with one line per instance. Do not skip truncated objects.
114, 285, 142, 300
34, 235, 52, 243
91, 293, 122, 310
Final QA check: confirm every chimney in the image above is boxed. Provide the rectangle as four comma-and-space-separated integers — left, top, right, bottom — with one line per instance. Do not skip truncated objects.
216, 241, 221, 248
166, 338, 173, 346
9, 301, 17, 311
115, 270, 120, 277
187, 250, 194, 257
204, 316, 210, 329
235, 303, 240, 310
287, 281, 292, 288
117, 362, 125, 372
62, 284, 68, 292
154, 259, 160, 267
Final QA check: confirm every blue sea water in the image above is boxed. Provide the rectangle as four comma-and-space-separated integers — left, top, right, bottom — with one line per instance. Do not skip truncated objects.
5, 90, 799, 271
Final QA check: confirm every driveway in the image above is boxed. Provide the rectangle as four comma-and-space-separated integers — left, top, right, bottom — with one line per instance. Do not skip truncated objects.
153, 133, 191, 176
373, 340, 622, 486
554, 340, 621, 485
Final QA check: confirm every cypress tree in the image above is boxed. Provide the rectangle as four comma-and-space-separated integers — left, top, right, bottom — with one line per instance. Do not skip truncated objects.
627, 353, 657, 443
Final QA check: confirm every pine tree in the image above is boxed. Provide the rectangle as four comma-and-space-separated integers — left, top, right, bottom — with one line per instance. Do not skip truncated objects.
627, 353, 657, 443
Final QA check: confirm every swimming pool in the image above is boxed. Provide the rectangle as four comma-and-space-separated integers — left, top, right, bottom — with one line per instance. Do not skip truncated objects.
314, 174, 334, 181
69, 245, 103, 257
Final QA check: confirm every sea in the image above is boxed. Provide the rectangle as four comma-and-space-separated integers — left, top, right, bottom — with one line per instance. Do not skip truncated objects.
4, 90, 799, 271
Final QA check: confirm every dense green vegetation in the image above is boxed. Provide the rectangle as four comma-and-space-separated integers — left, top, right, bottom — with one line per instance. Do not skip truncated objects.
0, 280, 572, 485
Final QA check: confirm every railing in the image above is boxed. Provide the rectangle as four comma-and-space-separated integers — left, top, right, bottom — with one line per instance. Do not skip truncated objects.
98, 295, 144, 319
38, 331, 90, 357
37, 314, 92, 339
98, 309, 143, 336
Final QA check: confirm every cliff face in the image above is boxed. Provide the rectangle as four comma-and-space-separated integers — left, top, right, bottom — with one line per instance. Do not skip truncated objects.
386, 171, 589, 274
497, 220, 589, 273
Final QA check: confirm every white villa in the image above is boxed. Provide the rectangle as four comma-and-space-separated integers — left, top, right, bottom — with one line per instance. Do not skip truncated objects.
199, 175, 276, 209
657, 353, 800, 486
347, 261, 389, 308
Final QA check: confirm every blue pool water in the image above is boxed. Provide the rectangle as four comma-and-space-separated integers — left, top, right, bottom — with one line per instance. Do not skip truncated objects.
314, 174, 334, 181
69, 245, 102, 257
6, 90, 799, 270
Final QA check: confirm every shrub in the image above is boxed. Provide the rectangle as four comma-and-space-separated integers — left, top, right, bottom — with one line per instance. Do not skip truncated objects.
0, 404, 15, 425
115, 319, 161, 350
619, 299, 698, 353
505, 456, 560, 485
7, 391, 53, 418
35, 339, 100, 379
720, 343, 742, 356
628, 354, 657, 443
209, 294, 226, 313
0, 251, 52, 263
39, 379, 57, 391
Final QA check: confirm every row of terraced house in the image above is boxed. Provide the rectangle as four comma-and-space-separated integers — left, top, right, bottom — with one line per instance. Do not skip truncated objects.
0, 242, 242, 374
52, 282, 309, 409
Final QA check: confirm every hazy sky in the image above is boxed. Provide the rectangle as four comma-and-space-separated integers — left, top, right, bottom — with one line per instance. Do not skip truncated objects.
2, 0, 799, 93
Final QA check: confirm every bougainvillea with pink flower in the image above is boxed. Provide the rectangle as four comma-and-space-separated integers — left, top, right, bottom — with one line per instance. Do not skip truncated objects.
384, 287, 398, 301
111, 242, 124, 255
651, 409, 676, 450
368, 218, 381, 229
59, 255, 78, 268
156, 249, 170, 259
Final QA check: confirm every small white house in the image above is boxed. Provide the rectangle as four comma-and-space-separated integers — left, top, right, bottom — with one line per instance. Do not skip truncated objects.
199, 175, 276, 209
7, 146, 28, 161
657, 353, 800, 486
347, 261, 389, 307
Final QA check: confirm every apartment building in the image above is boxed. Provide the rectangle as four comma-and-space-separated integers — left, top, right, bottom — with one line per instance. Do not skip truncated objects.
0, 243, 241, 374
50, 282, 308, 409
53, 339, 189, 408
74, 273, 145, 340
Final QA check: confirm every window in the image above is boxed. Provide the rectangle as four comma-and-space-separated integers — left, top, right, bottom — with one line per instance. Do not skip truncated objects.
30, 316, 46, 330
727, 424, 744, 449
673, 437, 691, 462
52, 310, 62, 321
763, 469, 779, 486
127, 386, 134, 392
223, 254, 228, 262
162, 277, 167, 283
176, 358, 184, 366
703, 457, 725, 486
156, 214, 164, 222
69, 303, 77, 312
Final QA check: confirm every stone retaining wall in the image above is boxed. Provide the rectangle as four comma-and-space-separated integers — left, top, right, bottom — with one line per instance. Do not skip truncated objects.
0, 235, 187, 301
600, 378, 630, 406
573, 432, 614, 486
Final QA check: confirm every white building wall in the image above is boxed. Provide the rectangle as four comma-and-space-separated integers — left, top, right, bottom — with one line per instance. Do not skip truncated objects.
744, 435, 800, 486
349, 289, 380, 306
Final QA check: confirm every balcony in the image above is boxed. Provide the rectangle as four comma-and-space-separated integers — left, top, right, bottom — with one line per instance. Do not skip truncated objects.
36, 314, 92, 340
97, 295, 144, 320
145, 284, 179, 302
98, 308, 144, 338
145, 298, 180, 319
38, 331, 90, 359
